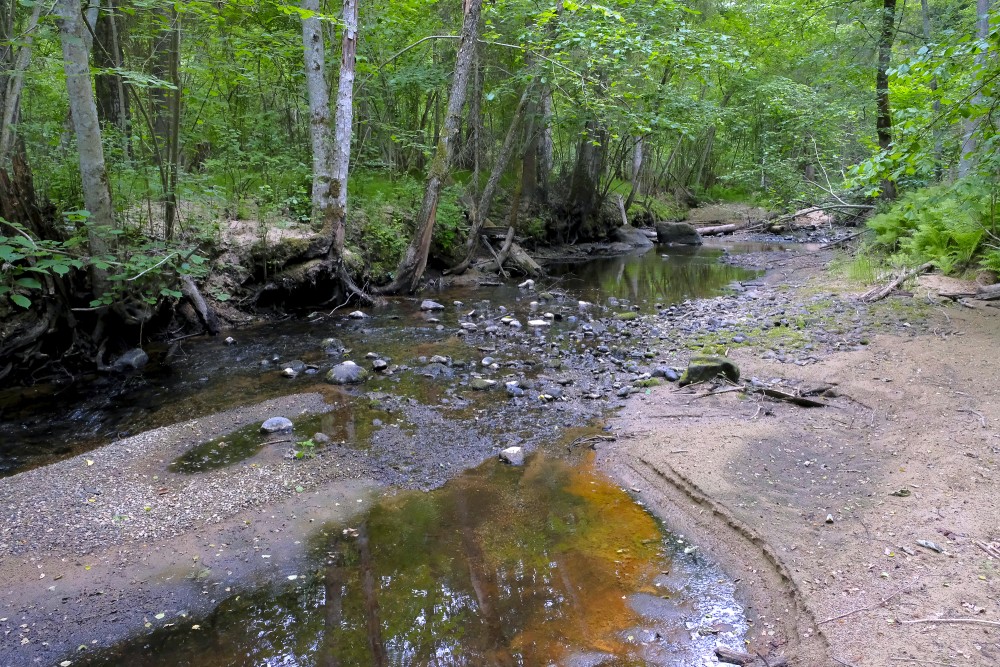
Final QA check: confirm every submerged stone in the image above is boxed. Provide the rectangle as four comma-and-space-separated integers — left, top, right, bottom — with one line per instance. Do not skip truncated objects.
499, 446, 525, 466
326, 361, 370, 385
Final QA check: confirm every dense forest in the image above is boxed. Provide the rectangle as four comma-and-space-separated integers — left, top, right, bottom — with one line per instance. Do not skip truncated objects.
0, 0, 997, 382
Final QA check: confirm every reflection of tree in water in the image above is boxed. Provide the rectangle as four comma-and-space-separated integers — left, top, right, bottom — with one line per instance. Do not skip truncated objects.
92, 456, 672, 666
553, 250, 756, 304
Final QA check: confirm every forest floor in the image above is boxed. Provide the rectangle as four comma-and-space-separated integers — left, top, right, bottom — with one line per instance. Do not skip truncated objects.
606, 248, 1000, 667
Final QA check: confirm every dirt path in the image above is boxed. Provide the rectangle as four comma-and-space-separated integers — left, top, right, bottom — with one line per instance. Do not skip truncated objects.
607, 261, 1000, 666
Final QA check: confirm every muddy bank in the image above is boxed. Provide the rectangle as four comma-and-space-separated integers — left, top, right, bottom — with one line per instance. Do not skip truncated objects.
604, 259, 1000, 666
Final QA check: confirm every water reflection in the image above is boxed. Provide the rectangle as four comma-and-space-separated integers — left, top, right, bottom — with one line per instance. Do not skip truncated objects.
548, 246, 759, 305
81, 454, 745, 666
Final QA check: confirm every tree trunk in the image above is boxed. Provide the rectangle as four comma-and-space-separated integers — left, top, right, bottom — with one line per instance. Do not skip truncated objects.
876, 0, 897, 199
301, 0, 333, 227
93, 0, 130, 142
564, 119, 606, 239
151, 5, 181, 238
0, 0, 43, 163
56, 0, 112, 294
378, 0, 482, 294
449, 83, 532, 275
957, 0, 993, 178
329, 0, 359, 262
920, 0, 942, 178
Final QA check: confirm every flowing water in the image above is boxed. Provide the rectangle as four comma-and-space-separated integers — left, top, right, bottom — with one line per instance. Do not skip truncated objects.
1, 243, 773, 666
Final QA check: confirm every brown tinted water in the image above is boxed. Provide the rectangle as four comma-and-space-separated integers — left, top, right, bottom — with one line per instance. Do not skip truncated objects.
80, 453, 747, 666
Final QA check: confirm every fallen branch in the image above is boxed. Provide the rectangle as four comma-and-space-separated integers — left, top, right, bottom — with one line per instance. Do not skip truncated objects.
771, 203, 875, 226
819, 589, 905, 624
899, 617, 1000, 628
715, 645, 756, 665
975, 283, 1000, 301
820, 229, 871, 249
751, 386, 829, 408
180, 275, 220, 336
861, 262, 934, 303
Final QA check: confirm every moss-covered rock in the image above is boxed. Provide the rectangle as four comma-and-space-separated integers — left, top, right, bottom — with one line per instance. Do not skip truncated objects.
679, 355, 740, 386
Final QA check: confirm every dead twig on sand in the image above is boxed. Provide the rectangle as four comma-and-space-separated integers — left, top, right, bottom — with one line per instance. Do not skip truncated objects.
891, 657, 966, 666
898, 617, 1000, 628
819, 589, 905, 625
974, 540, 1000, 559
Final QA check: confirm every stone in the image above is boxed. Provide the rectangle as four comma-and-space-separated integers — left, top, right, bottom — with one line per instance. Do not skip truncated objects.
322, 338, 347, 356
326, 361, 370, 385
505, 382, 525, 397
281, 367, 298, 378
428, 355, 450, 365
655, 222, 703, 245
499, 446, 525, 466
518, 279, 535, 290
527, 319, 550, 327
460, 322, 478, 331
348, 310, 367, 319
420, 300, 445, 311
111, 348, 149, 372
613, 224, 655, 247
469, 378, 497, 390
652, 366, 680, 382
372, 359, 389, 372
261, 417, 293, 434
312, 433, 331, 445
224, 336, 236, 345
679, 355, 740, 386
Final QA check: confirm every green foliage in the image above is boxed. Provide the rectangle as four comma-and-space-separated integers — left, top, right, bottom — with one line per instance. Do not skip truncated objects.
867, 177, 999, 274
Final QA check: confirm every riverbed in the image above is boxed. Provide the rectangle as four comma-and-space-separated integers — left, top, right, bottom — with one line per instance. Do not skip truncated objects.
1, 243, 777, 666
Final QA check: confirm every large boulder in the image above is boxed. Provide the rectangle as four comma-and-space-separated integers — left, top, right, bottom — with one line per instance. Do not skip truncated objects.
655, 222, 703, 245
613, 224, 654, 248
326, 360, 369, 385
679, 355, 740, 386
261, 417, 293, 434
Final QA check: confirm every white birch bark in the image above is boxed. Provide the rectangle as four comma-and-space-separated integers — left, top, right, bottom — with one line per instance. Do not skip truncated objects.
301, 0, 334, 225
0, 1, 43, 163
56, 0, 112, 292
958, 0, 994, 178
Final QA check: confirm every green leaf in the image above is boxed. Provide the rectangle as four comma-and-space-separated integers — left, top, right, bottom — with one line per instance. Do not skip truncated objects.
10, 294, 31, 308
15, 277, 42, 290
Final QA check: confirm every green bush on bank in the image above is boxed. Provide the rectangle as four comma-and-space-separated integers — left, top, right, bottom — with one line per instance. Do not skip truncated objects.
868, 177, 1000, 276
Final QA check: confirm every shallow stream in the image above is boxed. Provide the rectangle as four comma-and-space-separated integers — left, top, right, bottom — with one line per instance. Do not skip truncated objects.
2, 243, 772, 666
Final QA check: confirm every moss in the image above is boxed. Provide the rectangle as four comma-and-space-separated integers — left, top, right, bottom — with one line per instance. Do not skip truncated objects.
614, 311, 638, 321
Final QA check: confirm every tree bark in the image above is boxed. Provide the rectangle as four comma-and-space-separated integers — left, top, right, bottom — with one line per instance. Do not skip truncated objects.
957, 0, 993, 178
93, 0, 130, 141
876, 0, 897, 199
378, 0, 482, 294
56, 0, 112, 294
0, 0, 43, 164
301, 0, 334, 228
150, 5, 181, 238
919, 0, 942, 178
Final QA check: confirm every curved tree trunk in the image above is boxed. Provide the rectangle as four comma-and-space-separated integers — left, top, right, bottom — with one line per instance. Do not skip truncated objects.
377, 0, 482, 294
448, 82, 532, 276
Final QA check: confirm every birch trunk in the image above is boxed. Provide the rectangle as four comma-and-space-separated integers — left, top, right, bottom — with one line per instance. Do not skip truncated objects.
301, 0, 333, 228
56, 0, 111, 294
329, 0, 359, 262
378, 0, 482, 294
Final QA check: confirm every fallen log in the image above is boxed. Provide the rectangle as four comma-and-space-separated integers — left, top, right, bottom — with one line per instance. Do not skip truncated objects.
770, 203, 874, 226
503, 242, 542, 277
697, 222, 745, 236
975, 283, 1000, 301
715, 645, 756, 665
180, 275, 220, 336
860, 262, 934, 303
